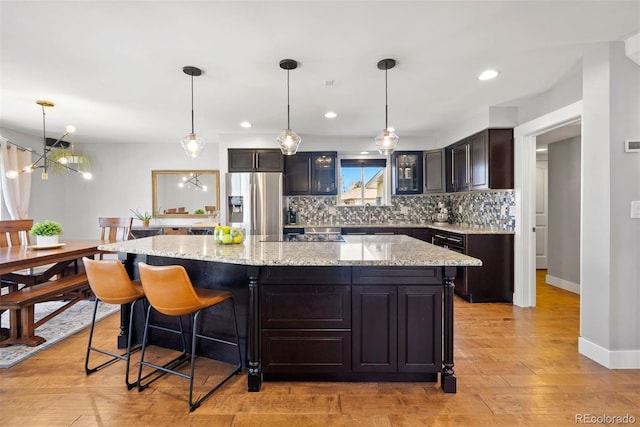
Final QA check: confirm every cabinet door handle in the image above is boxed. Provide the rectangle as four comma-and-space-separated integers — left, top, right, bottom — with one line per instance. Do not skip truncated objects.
451, 152, 455, 185
466, 144, 470, 184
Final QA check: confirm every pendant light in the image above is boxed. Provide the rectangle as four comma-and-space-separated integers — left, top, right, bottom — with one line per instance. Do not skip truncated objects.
180, 66, 206, 158
276, 59, 301, 155
374, 58, 399, 155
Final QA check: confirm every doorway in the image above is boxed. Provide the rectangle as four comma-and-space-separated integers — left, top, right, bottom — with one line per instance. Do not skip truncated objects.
513, 101, 582, 308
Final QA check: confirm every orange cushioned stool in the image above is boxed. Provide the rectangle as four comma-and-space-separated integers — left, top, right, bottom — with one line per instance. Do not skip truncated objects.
136, 262, 242, 412
82, 257, 145, 389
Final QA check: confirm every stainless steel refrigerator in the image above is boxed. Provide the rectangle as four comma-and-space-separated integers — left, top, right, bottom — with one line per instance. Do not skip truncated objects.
225, 172, 283, 236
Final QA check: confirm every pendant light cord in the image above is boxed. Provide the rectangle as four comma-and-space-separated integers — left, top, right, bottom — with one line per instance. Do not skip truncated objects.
190, 73, 195, 134
384, 68, 388, 129
42, 103, 48, 173
287, 69, 291, 129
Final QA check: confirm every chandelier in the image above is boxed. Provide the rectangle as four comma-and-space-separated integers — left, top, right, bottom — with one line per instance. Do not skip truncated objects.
178, 173, 208, 191
180, 66, 206, 158
374, 58, 399, 155
276, 59, 301, 155
5, 100, 92, 180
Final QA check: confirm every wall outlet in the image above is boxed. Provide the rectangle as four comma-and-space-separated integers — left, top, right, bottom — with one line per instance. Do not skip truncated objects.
631, 201, 640, 219
501, 206, 507, 215
400, 206, 409, 214
459, 206, 463, 213
508, 206, 516, 216
328, 207, 336, 215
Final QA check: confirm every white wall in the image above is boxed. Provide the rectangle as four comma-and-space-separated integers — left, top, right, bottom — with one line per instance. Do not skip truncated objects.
579, 42, 640, 367
547, 136, 581, 287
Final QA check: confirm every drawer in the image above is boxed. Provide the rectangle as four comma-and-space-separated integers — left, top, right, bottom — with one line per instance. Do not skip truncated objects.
261, 330, 351, 373
352, 266, 441, 285
261, 285, 351, 328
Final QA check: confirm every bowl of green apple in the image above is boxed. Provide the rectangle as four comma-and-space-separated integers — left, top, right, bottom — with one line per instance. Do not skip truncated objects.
214, 226, 245, 244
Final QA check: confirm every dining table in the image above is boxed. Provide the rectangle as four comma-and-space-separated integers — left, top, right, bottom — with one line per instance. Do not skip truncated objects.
0, 240, 106, 346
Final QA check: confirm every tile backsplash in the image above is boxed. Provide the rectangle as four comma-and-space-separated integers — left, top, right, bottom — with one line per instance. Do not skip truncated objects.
286, 190, 515, 230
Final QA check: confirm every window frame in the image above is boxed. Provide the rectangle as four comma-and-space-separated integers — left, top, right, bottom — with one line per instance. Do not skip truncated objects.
336, 153, 392, 206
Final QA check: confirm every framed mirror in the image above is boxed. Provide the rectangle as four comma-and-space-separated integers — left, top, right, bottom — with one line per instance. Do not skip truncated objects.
152, 170, 220, 218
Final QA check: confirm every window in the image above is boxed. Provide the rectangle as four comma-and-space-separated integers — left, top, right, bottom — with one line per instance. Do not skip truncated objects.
339, 157, 390, 205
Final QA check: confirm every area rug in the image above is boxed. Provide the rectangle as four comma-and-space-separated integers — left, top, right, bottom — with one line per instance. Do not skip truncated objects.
0, 300, 119, 368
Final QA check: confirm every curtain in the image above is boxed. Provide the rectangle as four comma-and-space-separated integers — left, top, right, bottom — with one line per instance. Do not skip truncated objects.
0, 137, 32, 219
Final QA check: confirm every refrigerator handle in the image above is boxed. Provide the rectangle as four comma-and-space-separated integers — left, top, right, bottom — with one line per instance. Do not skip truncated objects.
251, 179, 257, 235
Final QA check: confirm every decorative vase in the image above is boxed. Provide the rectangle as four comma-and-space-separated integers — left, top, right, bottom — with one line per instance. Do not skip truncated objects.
37, 235, 59, 246
143, 220, 150, 227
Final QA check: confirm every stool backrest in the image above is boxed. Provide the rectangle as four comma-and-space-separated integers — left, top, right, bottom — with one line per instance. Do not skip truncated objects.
0, 219, 33, 247
137, 263, 201, 316
82, 257, 143, 304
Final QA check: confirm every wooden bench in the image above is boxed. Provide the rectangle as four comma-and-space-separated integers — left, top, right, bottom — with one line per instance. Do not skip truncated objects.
0, 273, 92, 347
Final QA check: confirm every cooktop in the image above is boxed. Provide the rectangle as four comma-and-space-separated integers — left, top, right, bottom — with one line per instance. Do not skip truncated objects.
261, 234, 346, 243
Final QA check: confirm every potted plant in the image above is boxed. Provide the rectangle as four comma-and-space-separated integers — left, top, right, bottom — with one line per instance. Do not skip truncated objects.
30, 220, 63, 246
194, 208, 205, 215
131, 209, 153, 227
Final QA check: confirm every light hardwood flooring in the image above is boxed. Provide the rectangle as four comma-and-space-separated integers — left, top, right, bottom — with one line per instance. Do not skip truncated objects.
1, 270, 638, 426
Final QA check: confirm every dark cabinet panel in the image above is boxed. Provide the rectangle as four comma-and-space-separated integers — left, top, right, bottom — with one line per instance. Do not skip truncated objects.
261, 330, 351, 373
261, 285, 351, 329
398, 286, 442, 372
392, 151, 423, 194
228, 149, 284, 172
342, 227, 396, 235
311, 152, 337, 195
352, 286, 397, 372
284, 153, 311, 195
284, 151, 337, 195
424, 149, 446, 193
445, 128, 513, 192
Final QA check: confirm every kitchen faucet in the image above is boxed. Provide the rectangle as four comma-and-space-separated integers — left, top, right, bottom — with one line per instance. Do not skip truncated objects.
363, 203, 371, 224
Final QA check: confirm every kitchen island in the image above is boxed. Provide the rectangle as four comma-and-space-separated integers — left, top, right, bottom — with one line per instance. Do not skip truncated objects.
99, 234, 481, 393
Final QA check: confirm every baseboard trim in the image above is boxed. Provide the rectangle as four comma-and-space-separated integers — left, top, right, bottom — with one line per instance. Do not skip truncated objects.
546, 274, 580, 294
578, 337, 640, 369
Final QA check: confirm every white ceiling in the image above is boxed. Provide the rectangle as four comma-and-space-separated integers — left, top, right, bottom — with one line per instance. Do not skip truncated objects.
1, 1, 638, 148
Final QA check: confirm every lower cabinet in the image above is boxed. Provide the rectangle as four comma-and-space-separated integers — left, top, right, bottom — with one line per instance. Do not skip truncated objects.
352, 285, 442, 373
259, 266, 442, 379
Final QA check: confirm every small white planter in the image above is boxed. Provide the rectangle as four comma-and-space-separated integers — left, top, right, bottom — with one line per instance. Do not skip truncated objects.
36, 235, 59, 246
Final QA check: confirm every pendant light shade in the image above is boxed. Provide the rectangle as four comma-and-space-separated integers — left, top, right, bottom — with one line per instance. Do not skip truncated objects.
277, 59, 301, 155
180, 66, 206, 158
374, 58, 399, 155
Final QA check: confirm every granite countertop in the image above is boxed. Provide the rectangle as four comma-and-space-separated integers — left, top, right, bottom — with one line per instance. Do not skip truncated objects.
284, 223, 514, 235
99, 234, 482, 267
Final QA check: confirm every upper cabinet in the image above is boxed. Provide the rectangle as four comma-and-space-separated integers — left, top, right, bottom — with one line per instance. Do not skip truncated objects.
392, 151, 423, 195
423, 149, 446, 194
445, 128, 513, 192
284, 152, 337, 196
228, 149, 284, 172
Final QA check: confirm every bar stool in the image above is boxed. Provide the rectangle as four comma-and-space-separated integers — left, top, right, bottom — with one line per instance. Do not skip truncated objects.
82, 257, 145, 389
136, 262, 242, 412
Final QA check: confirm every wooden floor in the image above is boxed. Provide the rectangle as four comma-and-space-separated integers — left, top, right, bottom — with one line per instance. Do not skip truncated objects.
1, 270, 638, 426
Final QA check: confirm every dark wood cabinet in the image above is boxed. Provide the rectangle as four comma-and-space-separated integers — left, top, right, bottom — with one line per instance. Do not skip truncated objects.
392, 151, 423, 194
445, 128, 513, 192
431, 229, 513, 302
284, 151, 337, 195
228, 149, 284, 172
424, 149, 446, 193
259, 265, 442, 380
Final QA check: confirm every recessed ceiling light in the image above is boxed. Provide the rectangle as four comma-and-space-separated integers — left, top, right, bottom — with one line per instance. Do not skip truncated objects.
536, 147, 548, 152
324, 111, 337, 119
240, 121, 252, 128
478, 69, 499, 81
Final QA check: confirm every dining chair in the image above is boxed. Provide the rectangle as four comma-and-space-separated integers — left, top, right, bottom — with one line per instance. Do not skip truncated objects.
136, 262, 242, 412
98, 217, 133, 260
0, 219, 49, 288
82, 257, 145, 389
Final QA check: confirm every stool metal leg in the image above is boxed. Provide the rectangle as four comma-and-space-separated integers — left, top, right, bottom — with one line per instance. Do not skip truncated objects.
188, 298, 242, 412
137, 304, 190, 391
85, 297, 142, 390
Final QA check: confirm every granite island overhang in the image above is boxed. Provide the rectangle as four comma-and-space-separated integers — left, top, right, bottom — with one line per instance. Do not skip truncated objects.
99, 234, 481, 393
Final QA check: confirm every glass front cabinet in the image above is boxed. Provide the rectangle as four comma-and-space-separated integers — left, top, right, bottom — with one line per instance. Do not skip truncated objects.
392, 151, 423, 194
